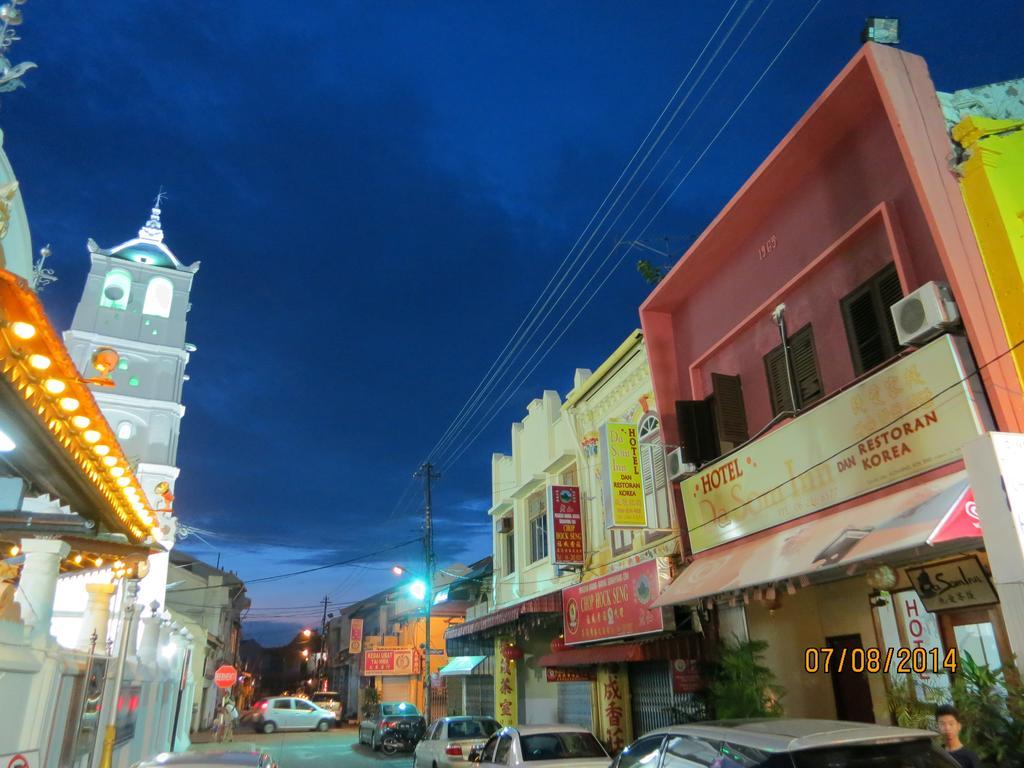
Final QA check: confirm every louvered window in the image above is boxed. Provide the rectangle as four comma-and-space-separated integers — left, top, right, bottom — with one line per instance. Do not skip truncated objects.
638, 412, 673, 530
764, 325, 822, 416
710, 373, 748, 451
528, 492, 548, 563
841, 263, 904, 375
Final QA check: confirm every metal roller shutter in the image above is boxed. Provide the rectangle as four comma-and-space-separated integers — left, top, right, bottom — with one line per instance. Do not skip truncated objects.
628, 661, 706, 736
464, 675, 494, 717
381, 676, 408, 702
556, 682, 593, 729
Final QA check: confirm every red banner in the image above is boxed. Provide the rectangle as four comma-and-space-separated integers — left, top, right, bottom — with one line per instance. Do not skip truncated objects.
670, 659, 704, 693
546, 667, 596, 683
349, 618, 364, 654
928, 488, 982, 545
549, 485, 584, 566
563, 559, 665, 645
362, 648, 418, 676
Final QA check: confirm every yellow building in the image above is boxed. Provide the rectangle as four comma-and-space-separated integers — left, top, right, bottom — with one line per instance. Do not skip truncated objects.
953, 113, 1024, 392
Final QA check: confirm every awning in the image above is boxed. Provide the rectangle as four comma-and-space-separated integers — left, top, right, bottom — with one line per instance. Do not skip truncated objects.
536, 632, 704, 668
438, 656, 487, 676
656, 471, 976, 607
445, 591, 562, 639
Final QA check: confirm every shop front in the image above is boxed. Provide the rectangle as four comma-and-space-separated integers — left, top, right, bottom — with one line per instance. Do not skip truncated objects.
537, 557, 709, 750
362, 646, 421, 703
653, 335, 1012, 722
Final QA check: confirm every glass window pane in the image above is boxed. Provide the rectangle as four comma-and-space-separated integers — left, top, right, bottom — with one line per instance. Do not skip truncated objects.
143, 277, 174, 317
953, 622, 1002, 672
616, 736, 664, 767
662, 736, 721, 767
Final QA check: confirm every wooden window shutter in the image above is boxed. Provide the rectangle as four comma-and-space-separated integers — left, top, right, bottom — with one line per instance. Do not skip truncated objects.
639, 442, 657, 519
763, 347, 794, 416
711, 373, 749, 449
676, 400, 718, 465
841, 263, 904, 375
790, 326, 823, 406
877, 266, 903, 354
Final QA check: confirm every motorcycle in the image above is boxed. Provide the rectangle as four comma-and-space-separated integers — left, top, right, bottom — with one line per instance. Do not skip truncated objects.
378, 719, 424, 755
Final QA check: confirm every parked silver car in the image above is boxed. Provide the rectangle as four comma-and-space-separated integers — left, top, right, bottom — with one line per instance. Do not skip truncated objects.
610, 719, 958, 767
414, 716, 502, 766
473, 725, 609, 768
249, 696, 335, 734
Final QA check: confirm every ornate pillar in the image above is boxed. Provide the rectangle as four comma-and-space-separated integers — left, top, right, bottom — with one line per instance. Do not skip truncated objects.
139, 602, 163, 665
78, 582, 117, 652
15, 538, 70, 639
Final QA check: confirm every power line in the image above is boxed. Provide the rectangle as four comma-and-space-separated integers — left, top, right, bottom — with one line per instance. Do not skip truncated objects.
166, 538, 421, 594
423, 0, 748, 467
435, 0, 802, 473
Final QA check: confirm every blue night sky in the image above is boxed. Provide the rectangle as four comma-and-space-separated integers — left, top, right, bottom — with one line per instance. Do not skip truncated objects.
5, 1, 1022, 644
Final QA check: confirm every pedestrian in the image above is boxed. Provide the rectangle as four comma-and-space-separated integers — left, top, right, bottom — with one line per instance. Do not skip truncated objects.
936, 704, 981, 768
214, 701, 235, 743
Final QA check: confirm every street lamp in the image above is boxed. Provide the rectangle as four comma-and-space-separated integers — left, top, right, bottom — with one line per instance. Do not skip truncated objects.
302, 628, 312, 638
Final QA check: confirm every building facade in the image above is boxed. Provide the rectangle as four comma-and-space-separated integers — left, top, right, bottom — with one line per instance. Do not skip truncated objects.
640, 43, 1021, 723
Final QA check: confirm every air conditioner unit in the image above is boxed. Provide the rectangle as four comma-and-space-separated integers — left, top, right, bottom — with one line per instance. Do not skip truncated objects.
667, 447, 698, 482
891, 281, 960, 346
497, 517, 513, 534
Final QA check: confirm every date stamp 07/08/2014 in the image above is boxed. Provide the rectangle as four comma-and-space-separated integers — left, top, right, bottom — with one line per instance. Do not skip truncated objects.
804, 646, 959, 675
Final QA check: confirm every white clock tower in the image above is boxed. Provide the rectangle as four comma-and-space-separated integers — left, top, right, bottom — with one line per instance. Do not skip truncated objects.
64, 199, 200, 607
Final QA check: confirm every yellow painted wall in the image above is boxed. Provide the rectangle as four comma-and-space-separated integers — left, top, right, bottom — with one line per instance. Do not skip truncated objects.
954, 116, 1024, 392
745, 576, 890, 725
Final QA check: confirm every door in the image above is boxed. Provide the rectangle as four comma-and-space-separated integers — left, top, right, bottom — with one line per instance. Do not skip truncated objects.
825, 634, 874, 722
556, 681, 593, 729
629, 661, 705, 734
939, 606, 1012, 672
382, 676, 407, 702
465, 675, 494, 716
293, 698, 319, 728
269, 698, 293, 728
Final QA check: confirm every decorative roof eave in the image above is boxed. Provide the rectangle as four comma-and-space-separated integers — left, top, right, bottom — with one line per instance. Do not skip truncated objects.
0, 268, 162, 544
87, 236, 199, 274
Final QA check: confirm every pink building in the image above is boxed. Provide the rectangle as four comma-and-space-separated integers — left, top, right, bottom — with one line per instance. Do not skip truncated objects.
640, 44, 1019, 722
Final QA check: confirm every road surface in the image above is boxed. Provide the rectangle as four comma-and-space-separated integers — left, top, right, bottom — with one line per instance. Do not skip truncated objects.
191, 725, 415, 768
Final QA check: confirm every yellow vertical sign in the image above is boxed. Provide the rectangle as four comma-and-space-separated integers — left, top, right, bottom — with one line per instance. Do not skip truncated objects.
494, 636, 518, 726
596, 663, 632, 754
601, 422, 647, 527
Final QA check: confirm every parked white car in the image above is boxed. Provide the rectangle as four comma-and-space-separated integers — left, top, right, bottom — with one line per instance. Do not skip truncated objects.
249, 696, 335, 734
473, 725, 609, 768
414, 716, 502, 766
131, 752, 276, 768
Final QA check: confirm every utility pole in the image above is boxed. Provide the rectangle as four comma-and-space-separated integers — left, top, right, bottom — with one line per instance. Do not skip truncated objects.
319, 594, 329, 691
416, 462, 440, 723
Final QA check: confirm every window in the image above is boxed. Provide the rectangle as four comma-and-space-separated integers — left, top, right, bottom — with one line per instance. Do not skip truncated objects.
638, 412, 672, 530
143, 276, 174, 317
480, 735, 500, 762
128, 377, 140, 387
494, 735, 513, 763
528, 492, 548, 563
841, 263, 903, 375
560, 464, 578, 488
116, 421, 134, 440
520, 732, 607, 761
100, 269, 132, 310
117, 359, 129, 370
616, 735, 665, 767
764, 324, 822, 416
271, 699, 292, 710
500, 517, 515, 575
294, 700, 314, 711
661, 735, 722, 767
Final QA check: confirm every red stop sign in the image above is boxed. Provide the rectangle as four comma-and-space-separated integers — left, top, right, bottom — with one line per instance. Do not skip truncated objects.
214, 665, 238, 688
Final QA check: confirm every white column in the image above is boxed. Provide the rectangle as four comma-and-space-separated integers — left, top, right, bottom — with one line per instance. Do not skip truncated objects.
78, 582, 117, 652
139, 604, 163, 666
15, 538, 70, 639
964, 433, 1024, 675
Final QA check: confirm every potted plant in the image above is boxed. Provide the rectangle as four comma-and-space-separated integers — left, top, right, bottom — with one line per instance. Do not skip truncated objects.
705, 637, 784, 719
950, 653, 1024, 766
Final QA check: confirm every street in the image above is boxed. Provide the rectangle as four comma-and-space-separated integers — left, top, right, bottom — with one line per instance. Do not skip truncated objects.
192, 726, 415, 768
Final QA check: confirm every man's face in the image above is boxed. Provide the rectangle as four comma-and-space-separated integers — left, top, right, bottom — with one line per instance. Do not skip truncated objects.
937, 714, 961, 744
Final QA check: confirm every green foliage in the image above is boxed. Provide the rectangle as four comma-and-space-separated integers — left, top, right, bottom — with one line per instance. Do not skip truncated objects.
885, 675, 943, 730
706, 637, 784, 719
950, 653, 1024, 766
360, 685, 381, 719
637, 259, 669, 286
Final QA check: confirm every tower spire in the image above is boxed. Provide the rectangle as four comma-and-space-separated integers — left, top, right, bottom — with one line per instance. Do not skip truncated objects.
138, 187, 166, 243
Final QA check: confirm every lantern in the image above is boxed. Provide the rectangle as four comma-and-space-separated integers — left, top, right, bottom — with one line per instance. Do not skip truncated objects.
501, 644, 524, 661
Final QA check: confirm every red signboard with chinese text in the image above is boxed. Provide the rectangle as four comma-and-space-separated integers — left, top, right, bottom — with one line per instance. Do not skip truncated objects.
546, 666, 596, 683
348, 618, 364, 654
563, 559, 665, 645
670, 659, 704, 693
549, 485, 584, 566
362, 648, 418, 676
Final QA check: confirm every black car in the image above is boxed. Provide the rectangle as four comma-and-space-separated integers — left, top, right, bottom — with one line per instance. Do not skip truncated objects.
358, 701, 427, 753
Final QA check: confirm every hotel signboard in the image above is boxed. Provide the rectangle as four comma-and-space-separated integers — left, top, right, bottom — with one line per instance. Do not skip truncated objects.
683, 336, 988, 553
